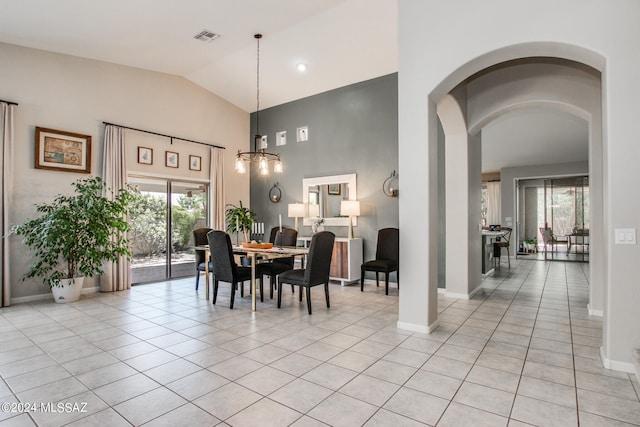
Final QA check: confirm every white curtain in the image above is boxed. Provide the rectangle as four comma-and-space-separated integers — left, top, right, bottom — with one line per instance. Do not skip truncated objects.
210, 147, 225, 230
0, 103, 14, 306
487, 181, 502, 226
101, 125, 130, 291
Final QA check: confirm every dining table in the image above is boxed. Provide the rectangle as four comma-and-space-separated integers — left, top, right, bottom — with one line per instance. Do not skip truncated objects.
195, 244, 309, 311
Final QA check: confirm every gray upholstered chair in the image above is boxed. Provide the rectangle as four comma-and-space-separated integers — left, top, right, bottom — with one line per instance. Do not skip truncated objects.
207, 230, 257, 309
277, 231, 335, 314
361, 227, 399, 295
193, 227, 213, 290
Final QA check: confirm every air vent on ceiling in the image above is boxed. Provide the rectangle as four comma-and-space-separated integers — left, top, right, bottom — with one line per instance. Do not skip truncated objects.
194, 30, 220, 43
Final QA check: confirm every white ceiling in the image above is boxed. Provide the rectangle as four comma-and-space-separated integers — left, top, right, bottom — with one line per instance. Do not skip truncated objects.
0, 0, 588, 173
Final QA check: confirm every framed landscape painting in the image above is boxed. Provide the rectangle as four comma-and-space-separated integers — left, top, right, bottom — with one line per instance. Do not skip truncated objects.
35, 127, 91, 173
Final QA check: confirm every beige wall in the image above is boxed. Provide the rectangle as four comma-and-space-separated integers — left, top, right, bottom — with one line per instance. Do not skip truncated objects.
0, 42, 249, 300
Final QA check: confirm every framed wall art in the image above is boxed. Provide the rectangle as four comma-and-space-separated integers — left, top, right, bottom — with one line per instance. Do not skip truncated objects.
189, 155, 201, 171
328, 183, 341, 195
165, 151, 179, 168
137, 147, 153, 165
35, 127, 91, 173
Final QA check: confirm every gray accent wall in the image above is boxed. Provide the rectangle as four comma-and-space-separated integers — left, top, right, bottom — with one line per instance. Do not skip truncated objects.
248, 73, 399, 271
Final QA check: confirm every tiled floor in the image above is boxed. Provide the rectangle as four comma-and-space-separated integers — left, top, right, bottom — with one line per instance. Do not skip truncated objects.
1, 259, 639, 426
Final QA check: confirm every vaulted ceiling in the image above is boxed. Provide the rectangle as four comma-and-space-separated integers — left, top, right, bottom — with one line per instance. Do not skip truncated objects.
0, 0, 589, 173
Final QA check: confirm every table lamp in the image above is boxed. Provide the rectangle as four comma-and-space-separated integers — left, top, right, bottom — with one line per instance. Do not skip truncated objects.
288, 203, 306, 231
340, 200, 360, 239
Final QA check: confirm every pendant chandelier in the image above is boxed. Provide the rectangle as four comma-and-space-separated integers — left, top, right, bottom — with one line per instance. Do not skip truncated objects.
235, 34, 283, 175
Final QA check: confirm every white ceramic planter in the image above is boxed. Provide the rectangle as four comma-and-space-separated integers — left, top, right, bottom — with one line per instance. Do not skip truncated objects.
51, 277, 84, 303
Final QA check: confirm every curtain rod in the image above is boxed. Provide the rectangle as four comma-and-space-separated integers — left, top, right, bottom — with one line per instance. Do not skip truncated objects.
102, 122, 225, 150
0, 99, 18, 106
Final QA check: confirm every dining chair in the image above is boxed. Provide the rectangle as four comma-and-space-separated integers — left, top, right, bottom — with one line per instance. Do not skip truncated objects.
277, 231, 335, 314
193, 227, 213, 290
256, 227, 298, 299
361, 227, 399, 295
493, 227, 512, 269
539, 226, 561, 253
207, 230, 257, 309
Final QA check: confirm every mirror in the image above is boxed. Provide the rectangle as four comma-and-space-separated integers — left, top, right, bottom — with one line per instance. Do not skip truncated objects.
303, 173, 357, 226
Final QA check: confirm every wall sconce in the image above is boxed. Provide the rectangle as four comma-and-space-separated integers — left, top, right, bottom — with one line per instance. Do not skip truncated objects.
340, 200, 361, 239
288, 203, 306, 231
383, 170, 399, 197
269, 183, 282, 203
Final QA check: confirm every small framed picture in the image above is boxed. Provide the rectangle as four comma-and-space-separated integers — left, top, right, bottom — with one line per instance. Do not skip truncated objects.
165, 151, 179, 168
296, 126, 308, 142
258, 135, 268, 149
35, 127, 91, 173
189, 155, 201, 171
137, 147, 153, 165
328, 183, 341, 195
276, 131, 287, 146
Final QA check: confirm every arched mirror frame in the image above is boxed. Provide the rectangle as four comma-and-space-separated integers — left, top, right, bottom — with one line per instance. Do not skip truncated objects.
302, 173, 357, 227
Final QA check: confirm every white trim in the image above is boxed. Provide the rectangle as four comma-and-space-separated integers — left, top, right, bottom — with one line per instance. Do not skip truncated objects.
397, 319, 439, 334
437, 287, 446, 294
11, 286, 98, 305
599, 346, 636, 374
444, 285, 484, 300
587, 304, 603, 317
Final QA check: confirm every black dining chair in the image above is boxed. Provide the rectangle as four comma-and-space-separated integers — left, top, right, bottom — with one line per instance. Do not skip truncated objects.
256, 227, 298, 299
207, 230, 258, 309
361, 227, 399, 295
193, 227, 213, 290
277, 231, 335, 314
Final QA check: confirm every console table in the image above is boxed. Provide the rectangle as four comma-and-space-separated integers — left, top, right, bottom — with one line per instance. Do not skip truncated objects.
298, 236, 363, 285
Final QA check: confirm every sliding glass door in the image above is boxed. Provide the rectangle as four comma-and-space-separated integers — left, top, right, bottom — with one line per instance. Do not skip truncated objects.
541, 176, 589, 262
129, 177, 208, 284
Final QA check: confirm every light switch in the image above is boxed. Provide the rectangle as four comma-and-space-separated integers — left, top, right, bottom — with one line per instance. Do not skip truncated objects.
615, 228, 636, 244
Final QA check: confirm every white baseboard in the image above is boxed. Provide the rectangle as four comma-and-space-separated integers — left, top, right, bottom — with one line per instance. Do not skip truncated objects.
587, 303, 603, 317
599, 346, 637, 374
444, 285, 484, 300
11, 286, 98, 305
397, 319, 439, 334
633, 348, 640, 383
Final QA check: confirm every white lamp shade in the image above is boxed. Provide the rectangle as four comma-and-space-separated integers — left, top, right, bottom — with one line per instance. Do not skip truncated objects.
340, 200, 360, 216
288, 203, 306, 218
308, 204, 320, 217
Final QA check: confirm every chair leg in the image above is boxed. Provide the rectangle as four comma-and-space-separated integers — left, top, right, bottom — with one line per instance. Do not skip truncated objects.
212, 279, 219, 304
268, 275, 274, 299
360, 267, 365, 292
230, 281, 236, 309
299, 286, 303, 302
396, 270, 399, 290
259, 277, 264, 303
277, 278, 283, 308
324, 283, 330, 308
507, 249, 511, 269
306, 286, 312, 314
195, 271, 200, 290
385, 272, 389, 295
240, 282, 244, 298
375, 272, 379, 287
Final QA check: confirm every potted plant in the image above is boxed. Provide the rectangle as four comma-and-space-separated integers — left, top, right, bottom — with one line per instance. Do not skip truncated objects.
523, 237, 537, 252
12, 176, 138, 303
225, 201, 256, 243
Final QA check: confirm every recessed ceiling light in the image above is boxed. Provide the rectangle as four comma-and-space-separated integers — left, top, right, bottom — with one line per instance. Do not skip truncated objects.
193, 30, 221, 43
297, 63, 307, 72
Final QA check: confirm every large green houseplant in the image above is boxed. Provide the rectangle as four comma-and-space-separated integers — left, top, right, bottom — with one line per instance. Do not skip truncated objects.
12, 176, 138, 301
225, 201, 256, 243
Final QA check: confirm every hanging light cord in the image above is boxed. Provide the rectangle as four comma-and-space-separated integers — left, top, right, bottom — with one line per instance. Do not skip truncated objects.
255, 34, 261, 139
